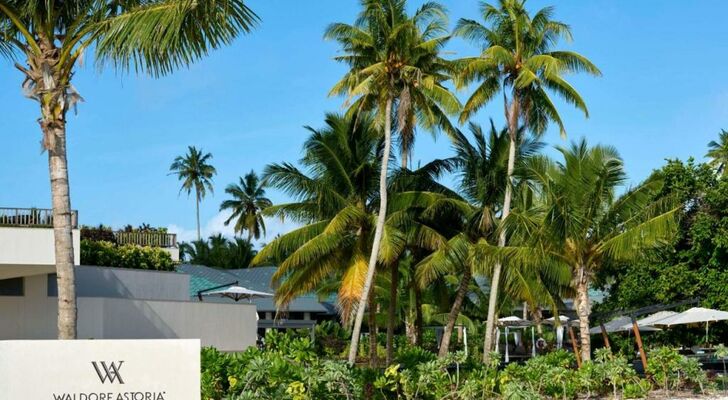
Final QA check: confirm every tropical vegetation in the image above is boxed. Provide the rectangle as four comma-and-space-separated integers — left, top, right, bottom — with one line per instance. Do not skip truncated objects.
170, 146, 218, 241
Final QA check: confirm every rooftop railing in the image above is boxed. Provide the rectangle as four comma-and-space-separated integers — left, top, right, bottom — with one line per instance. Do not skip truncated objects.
0, 207, 78, 228
114, 231, 178, 248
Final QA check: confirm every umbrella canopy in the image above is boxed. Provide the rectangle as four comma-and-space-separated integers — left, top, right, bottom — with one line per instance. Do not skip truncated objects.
588, 316, 661, 334
650, 307, 728, 326
634, 311, 677, 327
202, 285, 273, 302
544, 315, 577, 326
498, 316, 533, 327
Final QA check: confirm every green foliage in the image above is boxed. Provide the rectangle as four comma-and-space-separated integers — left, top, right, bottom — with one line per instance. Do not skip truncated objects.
80, 224, 117, 243
647, 347, 709, 394
599, 159, 728, 345
180, 234, 257, 269
80, 239, 173, 271
220, 171, 272, 240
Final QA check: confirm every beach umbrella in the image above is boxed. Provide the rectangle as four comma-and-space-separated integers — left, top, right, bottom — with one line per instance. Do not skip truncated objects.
498, 316, 533, 327
650, 307, 728, 342
589, 316, 662, 334
202, 285, 273, 302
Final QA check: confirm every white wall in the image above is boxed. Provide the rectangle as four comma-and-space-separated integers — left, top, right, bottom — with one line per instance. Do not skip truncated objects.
0, 227, 80, 279
0, 275, 256, 351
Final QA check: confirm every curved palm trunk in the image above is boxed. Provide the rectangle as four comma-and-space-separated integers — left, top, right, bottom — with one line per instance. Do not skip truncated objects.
348, 97, 393, 365
483, 98, 519, 363
438, 267, 471, 357
574, 267, 592, 361
44, 117, 77, 339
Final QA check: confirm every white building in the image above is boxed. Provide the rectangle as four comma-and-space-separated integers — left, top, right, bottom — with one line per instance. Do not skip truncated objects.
0, 207, 257, 351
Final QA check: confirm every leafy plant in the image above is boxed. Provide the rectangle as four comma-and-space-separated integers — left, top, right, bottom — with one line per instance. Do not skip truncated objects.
80, 239, 174, 271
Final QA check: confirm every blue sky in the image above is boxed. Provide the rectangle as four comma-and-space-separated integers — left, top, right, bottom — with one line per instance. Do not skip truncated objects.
1, 1, 727, 243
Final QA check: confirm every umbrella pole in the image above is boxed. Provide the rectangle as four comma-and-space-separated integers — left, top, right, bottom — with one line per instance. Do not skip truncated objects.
600, 323, 611, 349
632, 316, 648, 373
568, 325, 582, 368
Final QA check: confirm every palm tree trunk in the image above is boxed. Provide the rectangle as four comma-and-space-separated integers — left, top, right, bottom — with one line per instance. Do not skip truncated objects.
483, 98, 519, 363
348, 97, 393, 365
575, 266, 592, 361
414, 283, 423, 346
43, 119, 77, 339
438, 267, 472, 357
368, 289, 378, 368
195, 191, 201, 241
386, 263, 398, 364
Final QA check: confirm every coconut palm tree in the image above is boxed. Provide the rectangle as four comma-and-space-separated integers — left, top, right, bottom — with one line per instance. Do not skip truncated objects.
0, 0, 257, 339
416, 121, 563, 357
170, 146, 217, 241
483, 139, 678, 361
220, 171, 272, 240
252, 112, 404, 324
180, 235, 256, 269
706, 130, 728, 176
326, 0, 461, 366
454, 0, 600, 360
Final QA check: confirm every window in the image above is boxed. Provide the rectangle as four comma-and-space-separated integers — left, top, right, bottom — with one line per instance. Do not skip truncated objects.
0, 277, 24, 296
47, 273, 57, 297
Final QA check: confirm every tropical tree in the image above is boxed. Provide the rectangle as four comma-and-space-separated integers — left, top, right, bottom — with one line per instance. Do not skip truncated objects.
170, 146, 217, 241
0, 0, 257, 339
220, 171, 272, 240
454, 0, 600, 360
706, 130, 728, 176
252, 112, 415, 367
181, 235, 257, 269
326, 0, 461, 366
487, 139, 678, 361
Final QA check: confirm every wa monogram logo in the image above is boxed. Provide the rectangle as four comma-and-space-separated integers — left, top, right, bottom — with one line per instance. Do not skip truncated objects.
91, 361, 125, 384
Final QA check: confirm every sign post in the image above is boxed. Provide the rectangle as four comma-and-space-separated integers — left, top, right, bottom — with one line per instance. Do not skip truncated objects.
0, 339, 200, 400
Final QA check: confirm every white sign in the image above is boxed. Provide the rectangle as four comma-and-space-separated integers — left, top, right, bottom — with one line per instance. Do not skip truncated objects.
0, 339, 200, 400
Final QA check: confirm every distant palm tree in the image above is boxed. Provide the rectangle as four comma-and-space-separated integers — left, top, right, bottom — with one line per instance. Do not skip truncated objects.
0, 0, 257, 339
181, 235, 256, 269
486, 139, 678, 360
707, 130, 728, 176
220, 171, 272, 240
327, 0, 461, 366
170, 146, 217, 241
454, 0, 600, 360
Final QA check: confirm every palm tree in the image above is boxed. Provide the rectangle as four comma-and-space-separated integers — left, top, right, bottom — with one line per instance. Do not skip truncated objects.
707, 130, 728, 176
181, 235, 256, 269
454, 0, 600, 360
0, 0, 257, 339
326, 0, 461, 366
485, 139, 678, 361
253, 112, 413, 366
170, 146, 217, 241
220, 171, 272, 240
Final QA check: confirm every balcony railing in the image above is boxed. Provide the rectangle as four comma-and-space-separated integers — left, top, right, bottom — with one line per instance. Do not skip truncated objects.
114, 231, 178, 248
0, 207, 78, 228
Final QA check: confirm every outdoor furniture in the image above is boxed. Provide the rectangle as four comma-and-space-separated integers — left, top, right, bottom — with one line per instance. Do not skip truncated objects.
201, 285, 274, 302
496, 316, 535, 362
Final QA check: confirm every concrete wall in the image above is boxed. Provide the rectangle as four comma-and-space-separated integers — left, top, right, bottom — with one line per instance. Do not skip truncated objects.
0, 275, 256, 351
0, 227, 80, 279
48, 265, 190, 301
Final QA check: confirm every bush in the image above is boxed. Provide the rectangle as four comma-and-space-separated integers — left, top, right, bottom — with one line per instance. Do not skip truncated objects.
80, 239, 174, 271
81, 224, 117, 243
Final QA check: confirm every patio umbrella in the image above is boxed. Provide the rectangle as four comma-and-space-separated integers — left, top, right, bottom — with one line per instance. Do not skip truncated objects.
588, 316, 662, 334
202, 285, 273, 302
650, 307, 728, 342
633, 311, 677, 327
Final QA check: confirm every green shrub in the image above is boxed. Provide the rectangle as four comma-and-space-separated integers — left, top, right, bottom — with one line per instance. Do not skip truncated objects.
623, 379, 651, 399
395, 346, 436, 370
80, 239, 174, 271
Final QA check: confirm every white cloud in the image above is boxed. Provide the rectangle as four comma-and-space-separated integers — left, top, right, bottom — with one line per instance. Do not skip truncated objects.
167, 211, 300, 249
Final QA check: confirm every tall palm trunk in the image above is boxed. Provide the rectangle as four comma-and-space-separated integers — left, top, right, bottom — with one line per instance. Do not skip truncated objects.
386, 262, 398, 364
575, 266, 592, 361
483, 97, 519, 363
368, 289, 379, 367
386, 156, 408, 364
195, 190, 201, 241
46, 119, 77, 340
348, 97, 393, 365
438, 267, 472, 357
